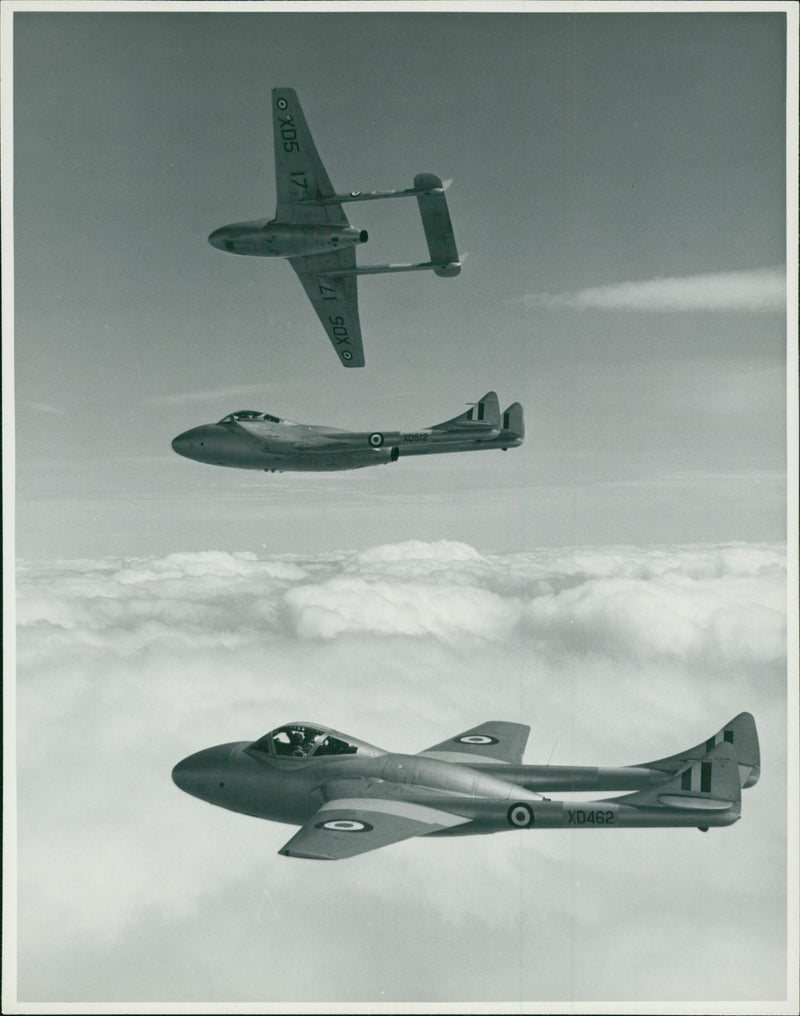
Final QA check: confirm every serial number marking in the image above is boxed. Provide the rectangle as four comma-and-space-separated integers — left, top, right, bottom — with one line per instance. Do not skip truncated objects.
279, 115, 300, 152
567, 809, 615, 825
318, 281, 337, 301
328, 316, 351, 345
290, 171, 308, 191
402, 433, 429, 443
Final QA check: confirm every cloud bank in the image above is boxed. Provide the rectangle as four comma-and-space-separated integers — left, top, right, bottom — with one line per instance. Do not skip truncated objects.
144, 382, 291, 407
13, 540, 789, 1006
519, 267, 786, 313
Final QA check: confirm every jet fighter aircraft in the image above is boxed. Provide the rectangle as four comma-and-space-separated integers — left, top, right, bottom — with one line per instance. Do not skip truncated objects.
171, 391, 523, 472
208, 87, 461, 368
172, 713, 759, 861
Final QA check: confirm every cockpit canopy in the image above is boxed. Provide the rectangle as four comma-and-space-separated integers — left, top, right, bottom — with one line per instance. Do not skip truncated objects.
247, 724, 362, 760
218, 410, 282, 425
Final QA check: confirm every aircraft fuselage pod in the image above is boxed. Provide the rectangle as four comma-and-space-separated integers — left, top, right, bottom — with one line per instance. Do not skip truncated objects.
172, 714, 758, 860
208, 220, 369, 259
171, 392, 524, 473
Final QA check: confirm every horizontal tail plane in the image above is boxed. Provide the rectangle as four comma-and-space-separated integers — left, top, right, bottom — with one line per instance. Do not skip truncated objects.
414, 173, 461, 276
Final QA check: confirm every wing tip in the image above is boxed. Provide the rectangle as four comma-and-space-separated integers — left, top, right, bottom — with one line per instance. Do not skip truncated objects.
279, 847, 335, 861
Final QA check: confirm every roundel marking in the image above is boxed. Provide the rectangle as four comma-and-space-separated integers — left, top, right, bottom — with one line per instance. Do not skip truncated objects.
369, 432, 384, 448
341, 350, 353, 362
456, 734, 499, 745
276, 97, 288, 110
315, 819, 373, 833
507, 803, 534, 828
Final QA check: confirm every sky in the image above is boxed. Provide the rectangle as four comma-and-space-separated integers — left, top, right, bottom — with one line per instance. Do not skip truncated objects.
4, 3, 798, 1012
9, 4, 791, 558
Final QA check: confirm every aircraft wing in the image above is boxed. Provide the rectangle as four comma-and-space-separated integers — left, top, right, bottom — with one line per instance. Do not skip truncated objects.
417, 721, 531, 765
289, 250, 365, 367
278, 798, 469, 860
272, 87, 346, 225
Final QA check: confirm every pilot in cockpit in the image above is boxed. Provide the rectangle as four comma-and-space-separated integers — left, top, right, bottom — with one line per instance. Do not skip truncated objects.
289, 729, 310, 757
251, 724, 360, 760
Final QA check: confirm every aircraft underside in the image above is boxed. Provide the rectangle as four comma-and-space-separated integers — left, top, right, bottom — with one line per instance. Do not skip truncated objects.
251, 440, 518, 472
206, 87, 461, 367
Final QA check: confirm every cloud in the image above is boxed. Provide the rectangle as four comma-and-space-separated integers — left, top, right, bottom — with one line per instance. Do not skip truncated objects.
144, 383, 293, 407
12, 540, 789, 1006
519, 267, 786, 313
16, 400, 65, 415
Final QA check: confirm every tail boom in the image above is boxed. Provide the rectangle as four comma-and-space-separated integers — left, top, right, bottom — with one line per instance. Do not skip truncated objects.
317, 260, 460, 278
499, 798, 740, 831
447, 742, 743, 835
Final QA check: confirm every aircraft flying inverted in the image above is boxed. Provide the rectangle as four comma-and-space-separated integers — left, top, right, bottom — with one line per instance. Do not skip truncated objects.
208, 87, 461, 368
172, 713, 759, 861
171, 391, 523, 472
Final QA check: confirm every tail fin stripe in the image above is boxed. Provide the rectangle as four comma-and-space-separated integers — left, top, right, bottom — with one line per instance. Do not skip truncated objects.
724, 729, 734, 743
681, 769, 692, 791
701, 762, 712, 794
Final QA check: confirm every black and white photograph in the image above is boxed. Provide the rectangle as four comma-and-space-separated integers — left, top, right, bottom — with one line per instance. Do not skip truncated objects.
3, 2, 797, 1011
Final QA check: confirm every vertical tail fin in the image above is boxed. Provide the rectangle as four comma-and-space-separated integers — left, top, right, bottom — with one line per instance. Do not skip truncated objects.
635, 713, 760, 789
431, 392, 501, 431
618, 742, 741, 812
501, 403, 525, 440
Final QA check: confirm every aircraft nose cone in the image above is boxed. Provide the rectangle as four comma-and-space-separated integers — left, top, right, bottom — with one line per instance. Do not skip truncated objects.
172, 744, 237, 800
171, 425, 212, 461
171, 755, 202, 795
208, 226, 228, 250
208, 224, 246, 253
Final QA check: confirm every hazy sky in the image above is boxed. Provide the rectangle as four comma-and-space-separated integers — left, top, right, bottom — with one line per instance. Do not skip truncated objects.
5, 4, 797, 1012
11, 6, 789, 559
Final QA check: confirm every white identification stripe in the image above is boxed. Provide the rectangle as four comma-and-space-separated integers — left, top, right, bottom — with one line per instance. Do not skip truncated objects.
418, 751, 506, 765
319, 798, 470, 828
